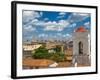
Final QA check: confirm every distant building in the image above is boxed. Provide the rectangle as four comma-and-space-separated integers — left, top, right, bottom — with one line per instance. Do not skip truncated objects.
23, 42, 42, 58
45, 41, 65, 53
72, 26, 91, 66
68, 41, 73, 48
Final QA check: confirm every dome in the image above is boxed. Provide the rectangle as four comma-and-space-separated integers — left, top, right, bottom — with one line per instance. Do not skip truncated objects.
75, 26, 87, 32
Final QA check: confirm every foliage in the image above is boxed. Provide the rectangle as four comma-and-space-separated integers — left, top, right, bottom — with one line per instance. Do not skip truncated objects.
49, 52, 66, 62
32, 46, 50, 59
32, 46, 66, 62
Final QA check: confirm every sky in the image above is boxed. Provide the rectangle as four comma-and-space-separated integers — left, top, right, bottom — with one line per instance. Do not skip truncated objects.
22, 10, 91, 41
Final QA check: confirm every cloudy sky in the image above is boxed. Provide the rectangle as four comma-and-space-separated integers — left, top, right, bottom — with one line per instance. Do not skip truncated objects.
22, 10, 91, 41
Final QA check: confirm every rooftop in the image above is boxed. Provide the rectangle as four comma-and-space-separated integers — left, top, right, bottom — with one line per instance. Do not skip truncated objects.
75, 26, 87, 32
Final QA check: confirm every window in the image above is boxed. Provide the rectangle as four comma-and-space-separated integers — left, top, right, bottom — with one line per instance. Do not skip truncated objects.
79, 41, 83, 54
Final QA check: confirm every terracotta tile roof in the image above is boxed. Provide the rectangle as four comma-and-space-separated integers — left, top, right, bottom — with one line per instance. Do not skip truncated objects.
75, 26, 87, 32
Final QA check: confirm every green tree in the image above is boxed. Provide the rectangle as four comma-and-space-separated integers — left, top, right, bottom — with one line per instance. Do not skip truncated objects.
32, 46, 66, 62
32, 46, 50, 59
49, 52, 66, 62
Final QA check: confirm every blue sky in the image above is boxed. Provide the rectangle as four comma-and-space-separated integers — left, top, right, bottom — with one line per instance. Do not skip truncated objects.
22, 10, 91, 41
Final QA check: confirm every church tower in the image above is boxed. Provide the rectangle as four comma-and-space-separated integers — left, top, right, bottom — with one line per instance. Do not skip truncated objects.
72, 26, 91, 66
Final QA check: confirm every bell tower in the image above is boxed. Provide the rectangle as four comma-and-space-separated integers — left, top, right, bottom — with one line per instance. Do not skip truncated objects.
72, 26, 91, 66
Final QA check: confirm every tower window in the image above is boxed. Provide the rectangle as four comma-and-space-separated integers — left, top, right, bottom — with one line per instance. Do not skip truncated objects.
79, 41, 83, 54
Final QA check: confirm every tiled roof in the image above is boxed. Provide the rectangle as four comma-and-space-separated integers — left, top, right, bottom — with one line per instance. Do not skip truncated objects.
75, 26, 87, 32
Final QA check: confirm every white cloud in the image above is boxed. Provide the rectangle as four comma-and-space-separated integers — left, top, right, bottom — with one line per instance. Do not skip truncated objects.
23, 10, 41, 18
32, 21, 45, 26
23, 11, 33, 17
44, 25, 57, 31
73, 13, 89, 16
44, 24, 63, 31
44, 18, 49, 21
55, 33, 72, 40
23, 18, 39, 26
38, 33, 48, 38
69, 23, 77, 28
24, 35, 33, 40
23, 11, 41, 23
38, 33, 71, 40
58, 20, 69, 27
84, 22, 90, 26
84, 22, 90, 28
57, 12, 66, 18
68, 13, 90, 22
23, 11, 71, 32
40, 12, 43, 16
28, 19, 69, 31
44, 20, 69, 31
24, 25, 36, 31
63, 34, 71, 37
59, 12, 66, 15
31, 19, 39, 23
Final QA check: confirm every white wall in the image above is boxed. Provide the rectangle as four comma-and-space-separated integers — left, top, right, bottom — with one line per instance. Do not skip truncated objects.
0, 0, 99, 80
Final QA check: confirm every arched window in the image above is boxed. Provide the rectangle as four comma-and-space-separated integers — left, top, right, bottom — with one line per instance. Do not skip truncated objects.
79, 41, 83, 54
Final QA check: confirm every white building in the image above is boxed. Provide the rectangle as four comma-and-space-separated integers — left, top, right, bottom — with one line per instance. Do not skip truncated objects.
23, 43, 42, 58
72, 26, 91, 66
23, 44, 42, 51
